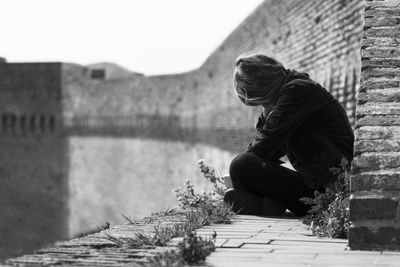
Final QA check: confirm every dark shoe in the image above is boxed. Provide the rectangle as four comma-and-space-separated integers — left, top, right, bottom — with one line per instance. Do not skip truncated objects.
224, 189, 286, 216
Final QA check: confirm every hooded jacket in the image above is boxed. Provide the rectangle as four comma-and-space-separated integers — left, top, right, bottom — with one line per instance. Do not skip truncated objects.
246, 71, 354, 189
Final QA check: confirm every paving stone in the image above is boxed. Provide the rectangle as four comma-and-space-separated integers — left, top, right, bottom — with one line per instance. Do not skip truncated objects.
198, 232, 255, 238
214, 238, 229, 247
263, 236, 346, 243
206, 262, 310, 267
261, 253, 316, 260
382, 251, 400, 255
207, 251, 270, 258
269, 245, 348, 253
197, 228, 264, 233
242, 243, 274, 249
270, 240, 348, 247
317, 250, 382, 256
206, 256, 263, 263
244, 240, 273, 245
215, 248, 273, 253
375, 257, 400, 266
220, 239, 245, 248
314, 254, 384, 262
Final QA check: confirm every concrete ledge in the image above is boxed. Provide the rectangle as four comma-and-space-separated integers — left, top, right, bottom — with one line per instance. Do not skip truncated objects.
6, 214, 187, 266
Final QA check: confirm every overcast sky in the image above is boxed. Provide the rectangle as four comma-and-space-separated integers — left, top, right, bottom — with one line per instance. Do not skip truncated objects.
0, 0, 262, 75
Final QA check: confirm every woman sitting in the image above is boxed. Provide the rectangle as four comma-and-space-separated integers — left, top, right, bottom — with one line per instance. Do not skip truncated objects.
224, 54, 354, 216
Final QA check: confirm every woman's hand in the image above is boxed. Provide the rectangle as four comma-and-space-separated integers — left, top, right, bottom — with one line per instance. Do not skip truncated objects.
325, 180, 336, 192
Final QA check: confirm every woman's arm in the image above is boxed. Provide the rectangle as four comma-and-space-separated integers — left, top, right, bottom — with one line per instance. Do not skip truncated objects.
246, 80, 332, 160
246, 108, 285, 163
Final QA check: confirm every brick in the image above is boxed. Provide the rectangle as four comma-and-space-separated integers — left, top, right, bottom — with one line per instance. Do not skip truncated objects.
353, 152, 400, 172
355, 139, 400, 152
351, 171, 400, 191
349, 225, 400, 251
358, 89, 400, 103
357, 103, 400, 115
362, 38, 400, 49
365, 8, 400, 17
355, 126, 400, 139
365, 16, 400, 27
366, 0, 400, 8
362, 46, 400, 58
360, 78, 400, 90
350, 196, 398, 220
357, 115, 400, 127
361, 67, 400, 80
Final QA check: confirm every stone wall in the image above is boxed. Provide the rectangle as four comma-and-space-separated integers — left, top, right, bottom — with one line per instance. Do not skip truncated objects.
0, 63, 68, 259
350, 0, 400, 250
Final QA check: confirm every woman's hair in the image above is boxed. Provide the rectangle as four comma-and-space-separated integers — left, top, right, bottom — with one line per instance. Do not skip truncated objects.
233, 54, 287, 106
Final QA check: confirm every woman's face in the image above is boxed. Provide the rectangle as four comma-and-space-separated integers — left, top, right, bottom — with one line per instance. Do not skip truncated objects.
261, 86, 280, 108
261, 101, 273, 109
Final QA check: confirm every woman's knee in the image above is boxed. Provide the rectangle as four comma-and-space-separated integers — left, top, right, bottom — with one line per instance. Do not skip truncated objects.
229, 152, 270, 193
229, 153, 249, 188
229, 152, 262, 179
230, 152, 250, 176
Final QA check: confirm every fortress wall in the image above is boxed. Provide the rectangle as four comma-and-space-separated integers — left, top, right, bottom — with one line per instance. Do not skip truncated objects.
0, 63, 68, 259
61, 64, 199, 136
62, 64, 198, 116
350, 0, 400, 250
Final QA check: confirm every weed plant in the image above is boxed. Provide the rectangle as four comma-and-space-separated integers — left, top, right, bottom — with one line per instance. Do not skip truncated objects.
301, 158, 350, 239
174, 159, 234, 224
106, 159, 234, 266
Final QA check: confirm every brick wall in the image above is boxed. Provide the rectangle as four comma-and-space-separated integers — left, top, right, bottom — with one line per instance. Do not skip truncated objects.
193, 0, 365, 153
350, 0, 400, 250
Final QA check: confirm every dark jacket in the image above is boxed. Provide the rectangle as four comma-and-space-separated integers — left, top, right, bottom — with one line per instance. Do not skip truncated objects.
246, 72, 354, 189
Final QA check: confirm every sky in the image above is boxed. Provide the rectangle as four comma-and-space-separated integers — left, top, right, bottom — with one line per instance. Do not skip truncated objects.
0, 0, 263, 75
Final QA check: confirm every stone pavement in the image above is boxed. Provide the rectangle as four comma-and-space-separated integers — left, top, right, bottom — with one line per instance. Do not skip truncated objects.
200, 215, 400, 267
5, 214, 400, 266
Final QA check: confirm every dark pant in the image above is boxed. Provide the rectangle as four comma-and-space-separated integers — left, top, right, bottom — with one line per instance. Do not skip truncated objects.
229, 152, 315, 216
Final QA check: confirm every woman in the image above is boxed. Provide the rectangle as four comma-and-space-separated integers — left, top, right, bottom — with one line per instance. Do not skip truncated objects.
224, 54, 354, 217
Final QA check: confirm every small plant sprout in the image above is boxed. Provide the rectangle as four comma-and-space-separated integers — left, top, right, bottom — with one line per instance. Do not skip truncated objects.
197, 159, 226, 197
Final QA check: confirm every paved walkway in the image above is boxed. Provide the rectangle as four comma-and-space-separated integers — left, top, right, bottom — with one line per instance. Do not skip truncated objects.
201, 215, 400, 267
6, 215, 400, 266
